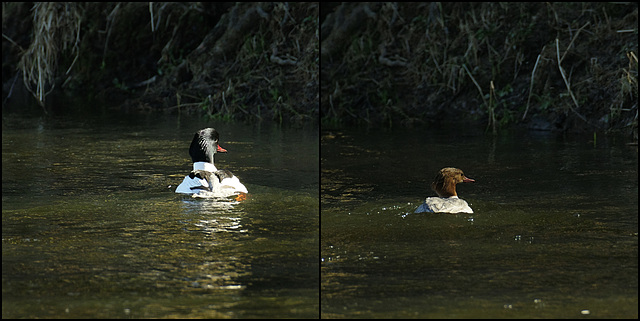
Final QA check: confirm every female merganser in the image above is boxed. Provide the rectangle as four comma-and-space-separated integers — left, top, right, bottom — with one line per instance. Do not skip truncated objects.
175, 128, 248, 198
415, 167, 475, 213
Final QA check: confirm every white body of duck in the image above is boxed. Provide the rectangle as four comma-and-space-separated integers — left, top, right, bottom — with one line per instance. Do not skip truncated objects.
175, 161, 248, 198
415, 167, 474, 214
175, 128, 248, 198
415, 196, 473, 213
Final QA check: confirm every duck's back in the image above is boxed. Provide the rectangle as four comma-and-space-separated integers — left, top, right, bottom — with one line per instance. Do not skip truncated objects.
415, 196, 473, 213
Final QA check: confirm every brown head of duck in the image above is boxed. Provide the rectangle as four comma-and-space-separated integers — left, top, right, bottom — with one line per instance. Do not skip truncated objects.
431, 167, 475, 198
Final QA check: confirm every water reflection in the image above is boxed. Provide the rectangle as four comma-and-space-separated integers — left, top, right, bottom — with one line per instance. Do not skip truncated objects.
180, 197, 248, 235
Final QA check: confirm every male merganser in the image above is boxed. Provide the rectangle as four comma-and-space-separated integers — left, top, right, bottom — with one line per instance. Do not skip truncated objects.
415, 167, 475, 213
175, 128, 248, 198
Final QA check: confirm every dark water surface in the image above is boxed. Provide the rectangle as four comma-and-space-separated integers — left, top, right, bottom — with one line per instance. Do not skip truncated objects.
321, 127, 638, 318
2, 112, 319, 318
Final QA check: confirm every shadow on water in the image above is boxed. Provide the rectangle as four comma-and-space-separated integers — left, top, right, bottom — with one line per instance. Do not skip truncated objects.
2, 112, 319, 318
321, 127, 638, 318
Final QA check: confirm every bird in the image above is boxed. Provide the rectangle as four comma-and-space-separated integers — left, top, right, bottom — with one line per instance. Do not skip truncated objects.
415, 167, 474, 213
175, 128, 248, 198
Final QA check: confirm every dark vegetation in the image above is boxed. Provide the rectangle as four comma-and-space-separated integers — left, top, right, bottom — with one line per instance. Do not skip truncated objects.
2, 2, 318, 124
320, 3, 637, 138
2, 2, 638, 138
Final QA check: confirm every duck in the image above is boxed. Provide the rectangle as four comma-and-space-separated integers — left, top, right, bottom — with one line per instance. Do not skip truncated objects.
175, 128, 248, 198
414, 167, 475, 213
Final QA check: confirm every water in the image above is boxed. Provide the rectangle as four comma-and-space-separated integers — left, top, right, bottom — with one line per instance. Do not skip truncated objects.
2, 112, 319, 318
3, 110, 638, 318
321, 127, 638, 318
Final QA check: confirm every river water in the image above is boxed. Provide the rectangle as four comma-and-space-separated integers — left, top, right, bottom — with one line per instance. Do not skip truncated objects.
3, 109, 638, 318
2, 111, 319, 318
321, 126, 638, 318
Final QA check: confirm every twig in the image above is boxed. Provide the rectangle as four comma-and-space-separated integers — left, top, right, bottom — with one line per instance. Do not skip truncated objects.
167, 102, 202, 110
378, 44, 407, 67
523, 45, 545, 120
463, 64, 488, 108
2, 34, 24, 53
560, 22, 590, 64
488, 80, 496, 134
556, 38, 588, 123
464, 64, 496, 133
270, 47, 298, 65
149, 2, 154, 33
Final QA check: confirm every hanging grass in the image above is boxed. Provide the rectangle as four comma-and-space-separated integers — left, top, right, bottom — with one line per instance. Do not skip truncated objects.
17, 2, 82, 109
5, 3, 319, 124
